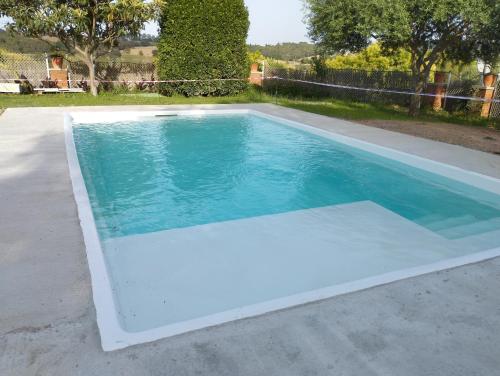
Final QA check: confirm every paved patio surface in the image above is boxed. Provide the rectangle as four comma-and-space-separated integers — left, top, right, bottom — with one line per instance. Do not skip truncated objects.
1, 104, 500, 375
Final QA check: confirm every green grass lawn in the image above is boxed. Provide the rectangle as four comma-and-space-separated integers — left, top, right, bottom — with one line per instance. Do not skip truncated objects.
276, 98, 500, 129
0, 90, 498, 129
0, 90, 266, 109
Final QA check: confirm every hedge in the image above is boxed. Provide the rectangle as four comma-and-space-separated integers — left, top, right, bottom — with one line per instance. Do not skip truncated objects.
157, 0, 250, 96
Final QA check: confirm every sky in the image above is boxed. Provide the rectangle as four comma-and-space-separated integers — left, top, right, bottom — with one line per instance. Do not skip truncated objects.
245, 0, 310, 44
1, 0, 310, 45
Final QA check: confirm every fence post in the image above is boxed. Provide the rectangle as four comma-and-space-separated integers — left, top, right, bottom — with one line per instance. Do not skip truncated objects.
442, 72, 452, 110
44, 53, 50, 78
479, 74, 498, 118
249, 63, 263, 86
432, 71, 447, 111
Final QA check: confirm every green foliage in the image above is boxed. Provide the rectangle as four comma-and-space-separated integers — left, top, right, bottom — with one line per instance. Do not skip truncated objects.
376, 0, 497, 68
470, 2, 500, 71
2, 92, 496, 130
247, 50, 265, 72
3, 0, 156, 55
157, 0, 250, 97
247, 42, 316, 61
305, 0, 378, 54
278, 98, 499, 129
305, 0, 500, 115
305, 0, 497, 68
0, 87, 267, 110
326, 44, 412, 71
311, 56, 328, 78
264, 58, 290, 70
2, 0, 156, 95
437, 60, 479, 80
248, 50, 265, 64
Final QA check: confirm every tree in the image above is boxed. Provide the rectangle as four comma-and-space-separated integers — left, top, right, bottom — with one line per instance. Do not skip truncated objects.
247, 42, 316, 61
326, 43, 412, 71
248, 50, 265, 65
1, 0, 156, 95
305, 0, 499, 115
157, 0, 249, 97
470, 2, 500, 72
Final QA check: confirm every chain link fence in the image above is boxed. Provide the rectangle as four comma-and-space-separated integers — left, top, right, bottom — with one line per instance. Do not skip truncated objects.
490, 81, 500, 119
68, 59, 156, 90
0, 52, 47, 86
1, 52, 498, 120
442, 75, 483, 114
0, 53, 157, 91
263, 64, 417, 106
262, 61, 498, 119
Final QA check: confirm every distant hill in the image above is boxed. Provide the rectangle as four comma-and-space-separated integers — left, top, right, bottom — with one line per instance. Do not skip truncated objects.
118, 35, 158, 49
1, 29, 316, 64
0, 29, 63, 54
248, 42, 316, 61
0, 29, 157, 55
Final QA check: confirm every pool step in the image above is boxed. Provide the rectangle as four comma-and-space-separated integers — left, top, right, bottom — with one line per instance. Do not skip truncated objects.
420, 214, 477, 232
416, 214, 500, 240
452, 227, 500, 250
413, 213, 445, 226
437, 217, 500, 240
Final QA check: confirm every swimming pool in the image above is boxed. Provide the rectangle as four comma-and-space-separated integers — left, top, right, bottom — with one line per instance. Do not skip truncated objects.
66, 109, 500, 350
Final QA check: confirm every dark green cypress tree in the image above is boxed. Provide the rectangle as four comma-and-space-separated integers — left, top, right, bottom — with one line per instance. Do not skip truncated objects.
157, 0, 250, 96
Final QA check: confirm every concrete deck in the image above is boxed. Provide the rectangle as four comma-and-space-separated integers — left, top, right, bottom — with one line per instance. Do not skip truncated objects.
1, 104, 500, 375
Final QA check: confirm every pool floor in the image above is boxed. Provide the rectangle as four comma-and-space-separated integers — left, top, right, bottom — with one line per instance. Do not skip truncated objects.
104, 201, 500, 333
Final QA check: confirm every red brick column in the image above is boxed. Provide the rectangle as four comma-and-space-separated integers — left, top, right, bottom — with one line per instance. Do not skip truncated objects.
480, 74, 497, 118
432, 71, 448, 111
249, 63, 263, 86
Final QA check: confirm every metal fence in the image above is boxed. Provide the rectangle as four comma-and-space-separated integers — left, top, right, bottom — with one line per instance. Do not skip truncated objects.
0, 53, 157, 90
68, 60, 156, 90
491, 81, 500, 119
262, 61, 499, 119
263, 65, 417, 105
1, 52, 498, 119
442, 75, 483, 114
0, 53, 47, 86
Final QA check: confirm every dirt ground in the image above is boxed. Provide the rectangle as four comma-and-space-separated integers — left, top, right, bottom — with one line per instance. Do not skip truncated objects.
358, 120, 500, 155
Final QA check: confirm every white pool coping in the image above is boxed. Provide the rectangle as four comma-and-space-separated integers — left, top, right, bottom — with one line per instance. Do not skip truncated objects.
64, 109, 500, 351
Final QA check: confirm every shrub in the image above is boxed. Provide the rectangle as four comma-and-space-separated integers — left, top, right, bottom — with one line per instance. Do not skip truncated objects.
157, 0, 250, 96
248, 50, 265, 65
326, 44, 412, 72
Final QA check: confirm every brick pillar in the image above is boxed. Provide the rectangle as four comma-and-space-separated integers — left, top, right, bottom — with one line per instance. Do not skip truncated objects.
432, 71, 448, 111
480, 74, 497, 118
249, 63, 263, 86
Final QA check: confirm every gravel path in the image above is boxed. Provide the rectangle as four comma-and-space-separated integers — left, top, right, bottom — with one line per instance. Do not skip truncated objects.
358, 120, 500, 155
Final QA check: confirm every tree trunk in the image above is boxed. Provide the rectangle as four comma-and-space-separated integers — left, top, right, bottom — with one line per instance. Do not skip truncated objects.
408, 78, 426, 116
408, 46, 444, 117
85, 54, 98, 96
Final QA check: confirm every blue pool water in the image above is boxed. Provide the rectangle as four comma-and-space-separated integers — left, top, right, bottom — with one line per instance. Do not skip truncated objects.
73, 112, 500, 336
74, 113, 500, 241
